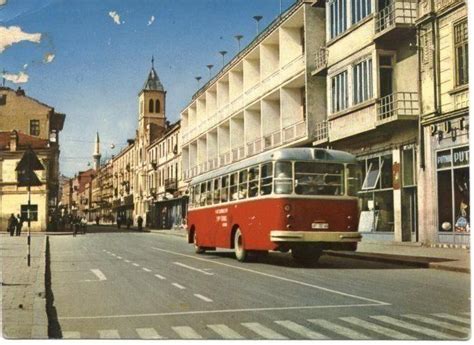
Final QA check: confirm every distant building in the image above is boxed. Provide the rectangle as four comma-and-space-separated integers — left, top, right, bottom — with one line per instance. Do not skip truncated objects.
0, 87, 65, 231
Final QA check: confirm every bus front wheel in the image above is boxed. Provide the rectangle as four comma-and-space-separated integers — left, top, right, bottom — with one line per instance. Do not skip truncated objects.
234, 228, 248, 262
291, 245, 322, 264
194, 232, 206, 254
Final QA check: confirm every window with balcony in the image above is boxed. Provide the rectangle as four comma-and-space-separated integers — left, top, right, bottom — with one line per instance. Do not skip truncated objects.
331, 71, 348, 113
353, 58, 373, 105
351, 0, 371, 24
330, 0, 347, 39
454, 19, 468, 86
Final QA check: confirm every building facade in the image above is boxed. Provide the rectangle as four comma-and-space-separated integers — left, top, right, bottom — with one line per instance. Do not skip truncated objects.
0, 87, 65, 231
312, 0, 419, 242
417, 0, 469, 245
181, 0, 326, 180
146, 121, 187, 229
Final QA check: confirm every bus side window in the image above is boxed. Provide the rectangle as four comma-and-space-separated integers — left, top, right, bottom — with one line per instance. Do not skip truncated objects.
248, 166, 260, 198
221, 175, 229, 202
274, 161, 293, 195
206, 180, 213, 205
238, 169, 248, 199
260, 162, 273, 195
200, 183, 206, 206
213, 178, 220, 204
230, 173, 238, 200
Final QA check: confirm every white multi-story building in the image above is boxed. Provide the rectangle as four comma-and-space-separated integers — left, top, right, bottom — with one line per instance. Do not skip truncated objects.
181, 0, 326, 180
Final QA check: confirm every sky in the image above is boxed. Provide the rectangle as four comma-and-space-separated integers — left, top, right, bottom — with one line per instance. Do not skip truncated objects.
0, 0, 296, 177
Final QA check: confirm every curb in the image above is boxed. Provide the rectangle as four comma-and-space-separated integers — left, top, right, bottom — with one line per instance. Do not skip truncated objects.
30, 235, 48, 339
324, 250, 470, 274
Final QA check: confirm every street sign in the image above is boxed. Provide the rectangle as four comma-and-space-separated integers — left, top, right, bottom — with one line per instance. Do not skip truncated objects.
15, 146, 44, 187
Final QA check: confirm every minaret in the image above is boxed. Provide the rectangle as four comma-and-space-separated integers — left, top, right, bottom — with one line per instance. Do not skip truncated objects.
93, 132, 101, 171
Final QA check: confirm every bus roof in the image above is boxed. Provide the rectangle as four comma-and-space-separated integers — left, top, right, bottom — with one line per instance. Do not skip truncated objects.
190, 148, 357, 185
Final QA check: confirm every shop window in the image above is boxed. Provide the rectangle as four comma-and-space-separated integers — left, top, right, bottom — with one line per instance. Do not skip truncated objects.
362, 158, 381, 190
380, 155, 393, 188
437, 170, 453, 232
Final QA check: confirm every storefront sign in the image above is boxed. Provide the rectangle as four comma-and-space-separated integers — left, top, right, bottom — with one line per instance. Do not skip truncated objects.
436, 150, 452, 169
437, 146, 469, 169
453, 146, 469, 166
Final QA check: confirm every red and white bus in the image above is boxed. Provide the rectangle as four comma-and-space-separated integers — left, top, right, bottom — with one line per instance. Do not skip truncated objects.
186, 148, 362, 263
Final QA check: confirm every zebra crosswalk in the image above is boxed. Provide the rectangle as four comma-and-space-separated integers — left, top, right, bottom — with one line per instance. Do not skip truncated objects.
60, 312, 471, 340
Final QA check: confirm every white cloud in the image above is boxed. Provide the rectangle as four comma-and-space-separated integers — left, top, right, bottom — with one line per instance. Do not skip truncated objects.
148, 15, 155, 26
44, 53, 55, 63
0, 26, 42, 53
2, 71, 29, 84
108, 11, 122, 25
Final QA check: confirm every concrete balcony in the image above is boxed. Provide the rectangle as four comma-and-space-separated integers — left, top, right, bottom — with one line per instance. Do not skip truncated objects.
374, 0, 416, 42
376, 92, 419, 126
311, 47, 328, 76
182, 55, 305, 146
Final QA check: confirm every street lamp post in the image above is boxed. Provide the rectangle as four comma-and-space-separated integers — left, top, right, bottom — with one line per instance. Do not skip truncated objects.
253, 16, 263, 35
206, 64, 214, 78
219, 51, 227, 67
195, 76, 202, 88
234, 35, 244, 51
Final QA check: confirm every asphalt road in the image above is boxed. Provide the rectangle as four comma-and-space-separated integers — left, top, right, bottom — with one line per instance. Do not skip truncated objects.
48, 226, 471, 340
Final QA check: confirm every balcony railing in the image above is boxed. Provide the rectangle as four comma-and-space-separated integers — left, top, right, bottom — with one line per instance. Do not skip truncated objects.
313, 47, 328, 75
377, 92, 419, 123
375, 0, 416, 34
312, 120, 329, 144
184, 121, 307, 180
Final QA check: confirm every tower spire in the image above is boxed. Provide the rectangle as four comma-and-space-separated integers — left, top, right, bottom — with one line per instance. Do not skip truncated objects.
93, 132, 101, 170
151, 55, 154, 69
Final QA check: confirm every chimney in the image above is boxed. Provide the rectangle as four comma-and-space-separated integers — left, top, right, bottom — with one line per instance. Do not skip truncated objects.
9, 130, 18, 152
15, 87, 25, 96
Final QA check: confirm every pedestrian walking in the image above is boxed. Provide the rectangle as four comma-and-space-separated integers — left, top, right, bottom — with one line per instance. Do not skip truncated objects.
15, 213, 24, 236
7, 214, 17, 236
137, 215, 143, 231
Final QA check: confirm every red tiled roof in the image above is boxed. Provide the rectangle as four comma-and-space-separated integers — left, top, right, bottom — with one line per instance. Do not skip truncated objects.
0, 131, 49, 150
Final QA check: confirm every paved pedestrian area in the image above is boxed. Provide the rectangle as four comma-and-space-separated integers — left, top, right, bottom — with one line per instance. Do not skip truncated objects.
1, 233, 47, 339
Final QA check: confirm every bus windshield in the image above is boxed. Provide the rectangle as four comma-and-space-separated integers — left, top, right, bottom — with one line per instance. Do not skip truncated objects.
294, 162, 344, 196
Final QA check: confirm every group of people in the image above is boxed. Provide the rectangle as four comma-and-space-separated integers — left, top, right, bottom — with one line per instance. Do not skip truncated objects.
116, 215, 144, 231
7, 213, 25, 236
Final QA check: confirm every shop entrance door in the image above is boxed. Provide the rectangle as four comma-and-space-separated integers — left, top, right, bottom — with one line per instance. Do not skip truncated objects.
401, 187, 417, 241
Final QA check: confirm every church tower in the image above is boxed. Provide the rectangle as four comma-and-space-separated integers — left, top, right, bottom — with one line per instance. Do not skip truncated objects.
93, 132, 101, 171
138, 57, 166, 145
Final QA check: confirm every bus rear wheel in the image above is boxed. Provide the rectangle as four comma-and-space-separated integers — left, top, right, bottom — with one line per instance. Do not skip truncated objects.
194, 232, 206, 254
234, 228, 248, 262
291, 245, 322, 264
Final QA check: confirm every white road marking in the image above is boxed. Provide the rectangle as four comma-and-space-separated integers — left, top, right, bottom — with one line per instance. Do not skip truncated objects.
402, 314, 470, 334
370, 315, 456, 340
110, 253, 116, 256
194, 294, 213, 302
136, 328, 163, 339
172, 283, 186, 290
173, 262, 214, 275
151, 247, 389, 306
172, 326, 202, 339
275, 320, 328, 339
117, 256, 122, 259
142, 267, 152, 272
90, 269, 107, 281
132, 263, 140, 267
308, 319, 372, 339
98, 329, 120, 339
154, 274, 166, 280
124, 259, 130, 263
339, 317, 417, 340
431, 313, 470, 325
62, 331, 80, 339
59, 303, 384, 320
242, 322, 288, 339
207, 324, 244, 339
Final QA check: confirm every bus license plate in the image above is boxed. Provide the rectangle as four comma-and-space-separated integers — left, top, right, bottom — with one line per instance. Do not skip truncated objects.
312, 223, 328, 229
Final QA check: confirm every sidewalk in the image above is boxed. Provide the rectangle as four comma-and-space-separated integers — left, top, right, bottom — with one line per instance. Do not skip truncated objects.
1, 233, 48, 339
149, 229, 470, 273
